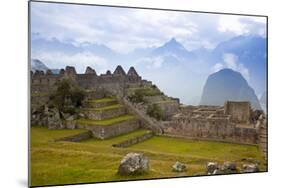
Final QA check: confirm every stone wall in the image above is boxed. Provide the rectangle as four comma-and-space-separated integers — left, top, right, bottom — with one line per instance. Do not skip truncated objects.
163, 113, 259, 144
77, 119, 140, 139
31, 66, 143, 95
151, 101, 179, 120
83, 107, 126, 120
55, 130, 93, 142
224, 101, 251, 123
112, 132, 153, 148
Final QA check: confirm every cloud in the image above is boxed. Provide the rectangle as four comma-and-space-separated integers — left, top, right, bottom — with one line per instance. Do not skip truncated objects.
212, 53, 250, 81
31, 2, 266, 53
137, 56, 165, 69
218, 15, 266, 37
32, 51, 108, 74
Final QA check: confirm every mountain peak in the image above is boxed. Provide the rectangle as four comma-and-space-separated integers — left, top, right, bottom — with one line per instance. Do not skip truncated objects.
166, 37, 181, 45
200, 68, 261, 109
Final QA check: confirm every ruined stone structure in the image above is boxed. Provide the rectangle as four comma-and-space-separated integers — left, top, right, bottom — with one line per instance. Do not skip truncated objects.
163, 101, 266, 145
31, 65, 267, 151
31, 65, 149, 97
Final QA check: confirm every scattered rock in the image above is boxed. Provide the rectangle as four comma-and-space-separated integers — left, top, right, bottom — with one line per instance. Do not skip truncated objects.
118, 153, 149, 175
78, 113, 85, 118
241, 158, 260, 165
172, 161, 187, 172
241, 163, 259, 173
206, 162, 219, 175
220, 161, 238, 174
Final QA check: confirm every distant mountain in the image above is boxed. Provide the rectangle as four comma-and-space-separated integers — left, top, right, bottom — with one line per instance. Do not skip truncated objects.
212, 35, 267, 96
200, 68, 261, 109
32, 37, 117, 58
31, 59, 49, 72
260, 91, 267, 112
149, 38, 196, 61
31, 59, 60, 74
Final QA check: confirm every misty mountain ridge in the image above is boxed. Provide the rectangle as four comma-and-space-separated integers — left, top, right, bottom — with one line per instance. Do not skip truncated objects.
31, 58, 60, 74
31, 59, 49, 72
200, 68, 261, 110
31, 34, 267, 105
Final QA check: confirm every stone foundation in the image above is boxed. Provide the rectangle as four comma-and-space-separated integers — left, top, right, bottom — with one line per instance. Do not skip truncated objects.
82, 107, 126, 120
113, 132, 153, 147
77, 119, 140, 139
55, 130, 93, 142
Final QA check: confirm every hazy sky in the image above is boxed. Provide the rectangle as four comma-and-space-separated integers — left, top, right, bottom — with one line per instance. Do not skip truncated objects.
30, 2, 267, 105
31, 2, 266, 53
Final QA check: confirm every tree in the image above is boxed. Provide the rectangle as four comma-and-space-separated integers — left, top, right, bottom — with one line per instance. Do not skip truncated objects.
50, 79, 85, 113
146, 104, 163, 120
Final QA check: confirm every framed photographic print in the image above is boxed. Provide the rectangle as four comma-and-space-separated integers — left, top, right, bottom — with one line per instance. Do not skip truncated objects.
29, 0, 268, 187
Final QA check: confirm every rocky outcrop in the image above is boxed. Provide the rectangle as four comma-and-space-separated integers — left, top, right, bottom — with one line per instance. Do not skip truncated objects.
118, 153, 149, 175
31, 105, 64, 129
200, 69, 261, 110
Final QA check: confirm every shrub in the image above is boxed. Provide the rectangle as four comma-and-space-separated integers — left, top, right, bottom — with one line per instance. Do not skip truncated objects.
128, 87, 162, 103
146, 104, 163, 120
50, 79, 86, 111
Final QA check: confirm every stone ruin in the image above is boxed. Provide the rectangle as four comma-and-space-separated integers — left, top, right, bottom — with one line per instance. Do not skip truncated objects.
31, 65, 267, 151
31, 65, 150, 97
162, 101, 267, 146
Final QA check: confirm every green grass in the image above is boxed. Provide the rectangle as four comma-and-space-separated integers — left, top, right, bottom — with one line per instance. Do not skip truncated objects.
94, 104, 122, 111
31, 127, 266, 187
77, 115, 136, 126
81, 104, 122, 112
88, 97, 115, 103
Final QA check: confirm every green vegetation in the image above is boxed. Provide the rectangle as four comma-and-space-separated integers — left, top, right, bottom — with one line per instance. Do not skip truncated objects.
88, 97, 115, 103
31, 127, 266, 187
146, 104, 164, 120
49, 78, 86, 111
77, 115, 136, 126
94, 104, 122, 111
128, 87, 163, 103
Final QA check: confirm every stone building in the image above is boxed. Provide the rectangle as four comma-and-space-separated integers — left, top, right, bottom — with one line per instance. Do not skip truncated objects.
162, 101, 264, 145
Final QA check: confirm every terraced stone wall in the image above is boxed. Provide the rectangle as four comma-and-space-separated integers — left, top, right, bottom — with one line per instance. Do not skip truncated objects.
78, 119, 140, 139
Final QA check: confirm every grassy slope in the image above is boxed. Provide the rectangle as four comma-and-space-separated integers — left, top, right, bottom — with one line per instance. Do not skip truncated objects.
77, 115, 136, 126
31, 127, 266, 187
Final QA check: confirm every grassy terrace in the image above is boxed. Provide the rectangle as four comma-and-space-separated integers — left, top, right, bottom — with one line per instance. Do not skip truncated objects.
81, 104, 122, 112
93, 104, 122, 111
77, 115, 136, 126
87, 97, 116, 103
31, 127, 266, 187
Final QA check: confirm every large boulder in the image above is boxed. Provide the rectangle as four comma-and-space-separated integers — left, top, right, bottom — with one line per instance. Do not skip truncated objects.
118, 153, 149, 175
172, 161, 187, 172
206, 162, 219, 175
